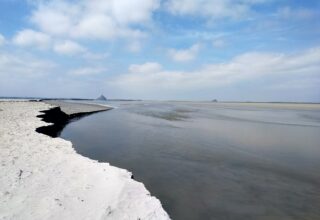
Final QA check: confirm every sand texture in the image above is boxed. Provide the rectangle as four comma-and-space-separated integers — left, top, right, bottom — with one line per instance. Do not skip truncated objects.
0, 101, 169, 220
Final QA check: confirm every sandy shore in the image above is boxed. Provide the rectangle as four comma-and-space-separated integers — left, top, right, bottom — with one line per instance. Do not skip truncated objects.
0, 101, 169, 220
43, 100, 112, 115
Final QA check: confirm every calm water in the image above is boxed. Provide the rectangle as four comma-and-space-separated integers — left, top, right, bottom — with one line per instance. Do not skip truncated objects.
61, 101, 320, 220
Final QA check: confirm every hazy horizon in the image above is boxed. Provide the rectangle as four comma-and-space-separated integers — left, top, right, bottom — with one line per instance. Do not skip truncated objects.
2, 95, 320, 104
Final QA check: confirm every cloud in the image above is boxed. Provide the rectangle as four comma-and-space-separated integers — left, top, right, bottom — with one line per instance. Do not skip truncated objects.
12, 29, 88, 56
110, 47, 320, 94
129, 62, 162, 74
29, 0, 160, 40
82, 52, 109, 60
165, 0, 269, 20
168, 43, 200, 62
0, 52, 56, 77
12, 29, 51, 49
68, 67, 107, 76
53, 40, 86, 55
0, 34, 5, 46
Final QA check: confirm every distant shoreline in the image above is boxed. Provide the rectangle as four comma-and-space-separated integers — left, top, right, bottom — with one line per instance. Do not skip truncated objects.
1, 97, 319, 104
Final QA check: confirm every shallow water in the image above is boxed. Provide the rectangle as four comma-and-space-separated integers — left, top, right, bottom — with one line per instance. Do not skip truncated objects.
61, 101, 320, 220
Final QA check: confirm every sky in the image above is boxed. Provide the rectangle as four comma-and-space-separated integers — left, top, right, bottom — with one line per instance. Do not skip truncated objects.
0, 0, 319, 101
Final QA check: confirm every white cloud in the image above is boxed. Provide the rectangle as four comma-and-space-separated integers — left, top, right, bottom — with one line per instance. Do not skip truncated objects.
0, 34, 5, 46
68, 67, 107, 76
53, 40, 86, 55
0, 51, 59, 97
73, 14, 117, 40
30, 0, 159, 40
111, 0, 159, 24
110, 47, 320, 93
0, 52, 56, 77
165, 0, 268, 20
129, 62, 162, 74
82, 52, 109, 60
12, 29, 51, 49
30, 1, 79, 36
168, 44, 201, 62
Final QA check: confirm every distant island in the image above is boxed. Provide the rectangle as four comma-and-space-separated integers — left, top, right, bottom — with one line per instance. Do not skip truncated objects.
96, 94, 107, 101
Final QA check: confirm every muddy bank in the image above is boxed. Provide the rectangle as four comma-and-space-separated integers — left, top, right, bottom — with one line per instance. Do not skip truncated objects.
36, 105, 109, 137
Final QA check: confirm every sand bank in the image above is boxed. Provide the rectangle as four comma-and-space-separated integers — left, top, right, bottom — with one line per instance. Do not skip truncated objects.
36, 100, 112, 138
0, 101, 169, 220
43, 100, 111, 115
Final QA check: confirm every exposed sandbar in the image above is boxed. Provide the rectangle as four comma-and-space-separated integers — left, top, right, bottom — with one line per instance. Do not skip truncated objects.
43, 100, 111, 115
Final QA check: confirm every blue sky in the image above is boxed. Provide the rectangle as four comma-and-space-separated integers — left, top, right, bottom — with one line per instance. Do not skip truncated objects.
0, 0, 319, 101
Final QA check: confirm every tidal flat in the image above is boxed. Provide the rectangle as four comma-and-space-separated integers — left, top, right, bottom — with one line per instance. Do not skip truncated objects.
61, 101, 320, 220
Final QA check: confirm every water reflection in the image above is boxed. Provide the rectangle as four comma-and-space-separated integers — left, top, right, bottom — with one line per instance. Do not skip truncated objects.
61, 101, 320, 220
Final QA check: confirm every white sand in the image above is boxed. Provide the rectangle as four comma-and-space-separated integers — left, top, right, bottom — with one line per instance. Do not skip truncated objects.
0, 101, 170, 220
